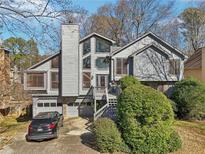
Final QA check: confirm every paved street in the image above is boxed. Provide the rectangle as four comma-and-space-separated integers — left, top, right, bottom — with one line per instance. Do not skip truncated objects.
0, 118, 99, 154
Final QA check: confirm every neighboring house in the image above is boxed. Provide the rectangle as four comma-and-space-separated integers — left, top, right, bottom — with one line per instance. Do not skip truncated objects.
0, 45, 10, 111
184, 48, 205, 82
24, 24, 186, 118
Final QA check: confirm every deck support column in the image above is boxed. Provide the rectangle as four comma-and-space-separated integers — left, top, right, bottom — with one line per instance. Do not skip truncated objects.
94, 99, 96, 113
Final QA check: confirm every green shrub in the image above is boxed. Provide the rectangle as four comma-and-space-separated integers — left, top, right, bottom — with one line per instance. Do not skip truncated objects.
119, 76, 140, 90
93, 118, 129, 153
169, 99, 178, 118
171, 78, 205, 120
167, 129, 182, 152
117, 84, 181, 153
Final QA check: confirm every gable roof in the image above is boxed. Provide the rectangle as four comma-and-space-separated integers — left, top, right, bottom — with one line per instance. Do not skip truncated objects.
184, 48, 202, 70
79, 32, 115, 44
111, 32, 186, 59
128, 43, 170, 59
28, 52, 60, 70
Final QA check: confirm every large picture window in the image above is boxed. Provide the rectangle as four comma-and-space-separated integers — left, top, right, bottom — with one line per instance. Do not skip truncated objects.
96, 38, 111, 53
83, 39, 91, 55
169, 59, 180, 75
116, 58, 127, 75
82, 72, 91, 89
83, 56, 91, 69
51, 72, 59, 89
96, 57, 109, 69
51, 56, 59, 68
27, 73, 44, 88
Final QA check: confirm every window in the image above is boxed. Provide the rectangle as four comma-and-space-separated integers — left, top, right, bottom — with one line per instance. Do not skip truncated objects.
50, 103, 56, 107
27, 73, 44, 88
96, 75, 108, 87
82, 72, 91, 88
83, 56, 91, 69
96, 57, 109, 69
96, 38, 111, 53
51, 72, 59, 89
51, 56, 59, 68
44, 103, 49, 107
37, 103, 43, 107
83, 39, 91, 55
116, 58, 127, 75
57, 103, 62, 107
169, 59, 180, 75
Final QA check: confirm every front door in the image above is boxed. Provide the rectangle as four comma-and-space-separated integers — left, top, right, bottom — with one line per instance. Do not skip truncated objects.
96, 74, 108, 88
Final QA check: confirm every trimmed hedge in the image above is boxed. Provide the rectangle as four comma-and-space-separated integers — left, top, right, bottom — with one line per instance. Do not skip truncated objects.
117, 84, 181, 153
93, 118, 129, 153
119, 76, 140, 90
171, 78, 205, 120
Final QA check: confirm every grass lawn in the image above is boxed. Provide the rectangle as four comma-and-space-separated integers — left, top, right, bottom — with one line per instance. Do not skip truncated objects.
0, 115, 30, 150
171, 120, 205, 154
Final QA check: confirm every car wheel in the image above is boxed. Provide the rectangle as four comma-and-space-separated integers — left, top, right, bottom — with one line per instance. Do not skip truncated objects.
26, 137, 31, 142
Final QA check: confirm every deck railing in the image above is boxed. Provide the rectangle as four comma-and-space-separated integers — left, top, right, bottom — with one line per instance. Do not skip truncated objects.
93, 86, 106, 100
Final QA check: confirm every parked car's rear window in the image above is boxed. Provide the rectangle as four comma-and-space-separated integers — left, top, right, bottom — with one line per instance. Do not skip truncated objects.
31, 118, 52, 125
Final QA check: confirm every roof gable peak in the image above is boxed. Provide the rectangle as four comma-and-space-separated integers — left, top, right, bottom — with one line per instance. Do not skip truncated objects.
80, 32, 115, 44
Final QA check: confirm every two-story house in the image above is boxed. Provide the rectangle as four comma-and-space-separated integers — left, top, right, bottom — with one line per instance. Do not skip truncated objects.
24, 24, 186, 118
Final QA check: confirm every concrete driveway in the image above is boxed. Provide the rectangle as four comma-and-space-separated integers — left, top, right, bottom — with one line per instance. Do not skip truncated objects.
0, 118, 99, 154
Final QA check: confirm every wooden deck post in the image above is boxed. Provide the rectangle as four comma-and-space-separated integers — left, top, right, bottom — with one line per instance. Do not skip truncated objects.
94, 99, 96, 113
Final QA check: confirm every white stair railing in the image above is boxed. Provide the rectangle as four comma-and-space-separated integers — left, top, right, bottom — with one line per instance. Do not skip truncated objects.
93, 87, 118, 120
93, 87, 109, 120
93, 103, 109, 121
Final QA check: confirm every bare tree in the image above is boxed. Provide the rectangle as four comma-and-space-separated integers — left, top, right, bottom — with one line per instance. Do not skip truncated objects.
0, 0, 82, 53
180, 8, 205, 53
82, 0, 174, 46
153, 18, 185, 51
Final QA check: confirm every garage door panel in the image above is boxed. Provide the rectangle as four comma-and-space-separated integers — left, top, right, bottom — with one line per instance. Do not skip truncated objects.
67, 102, 94, 117
33, 97, 62, 117
67, 102, 79, 117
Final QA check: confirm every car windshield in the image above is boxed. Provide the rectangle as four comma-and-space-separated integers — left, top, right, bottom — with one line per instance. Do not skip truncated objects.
31, 118, 52, 125
35, 112, 58, 119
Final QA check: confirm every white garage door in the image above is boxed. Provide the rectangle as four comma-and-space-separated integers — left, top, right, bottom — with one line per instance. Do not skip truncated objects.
33, 97, 62, 117
67, 102, 79, 117
67, 102, 94, 117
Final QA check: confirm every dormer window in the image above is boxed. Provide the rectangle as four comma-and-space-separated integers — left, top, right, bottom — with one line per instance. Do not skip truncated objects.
83, 39, 91, 55
96, 37, 111, 53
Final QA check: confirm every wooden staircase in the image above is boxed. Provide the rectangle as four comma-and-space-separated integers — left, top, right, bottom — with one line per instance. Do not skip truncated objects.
93, 88, 118, 121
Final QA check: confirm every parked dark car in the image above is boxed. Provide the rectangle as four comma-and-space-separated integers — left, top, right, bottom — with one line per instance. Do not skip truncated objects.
26, 111, 63, 141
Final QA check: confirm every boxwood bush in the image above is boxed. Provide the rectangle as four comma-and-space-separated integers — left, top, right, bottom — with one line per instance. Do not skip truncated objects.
93, 118, 129, 153
171, 78, 205, 120
117, 84, 181, 154
119, 76, 140, 90
167, 129, 182, 152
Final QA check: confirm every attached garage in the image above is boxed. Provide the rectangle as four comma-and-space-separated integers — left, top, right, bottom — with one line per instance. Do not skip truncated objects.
67, 100, 93, 118
32, 97, 62, 117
